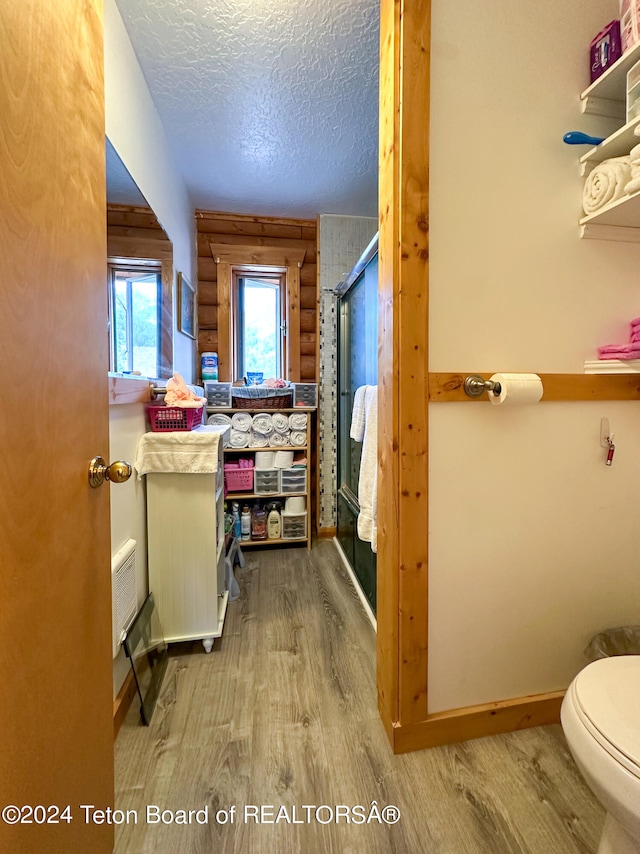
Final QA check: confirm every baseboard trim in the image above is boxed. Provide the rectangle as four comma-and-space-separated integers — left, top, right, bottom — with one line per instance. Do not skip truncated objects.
113, 669, 137, 738
316, 526, 336, 539
389, 690, 565, 754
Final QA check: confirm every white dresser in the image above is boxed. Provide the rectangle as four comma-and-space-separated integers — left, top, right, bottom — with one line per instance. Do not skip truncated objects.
143, 426, 229, 652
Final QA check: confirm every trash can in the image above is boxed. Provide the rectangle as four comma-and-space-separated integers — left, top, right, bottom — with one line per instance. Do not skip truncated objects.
584, 626, 640, 662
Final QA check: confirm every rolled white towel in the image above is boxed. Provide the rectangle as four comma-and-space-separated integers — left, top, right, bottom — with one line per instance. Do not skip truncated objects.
251, 413, 273, 435
290, 430, 306, 446
625, 174, 640, 195
249, 431, 270, 448
231, 411, 252, 432
207, 413, 232, 427
630, 141, 640, 165
271, 412, 290, 434
230, 429, 250, 448
288, 413, 308, 431
270, 431, 290, 446
583, 157, 631, 215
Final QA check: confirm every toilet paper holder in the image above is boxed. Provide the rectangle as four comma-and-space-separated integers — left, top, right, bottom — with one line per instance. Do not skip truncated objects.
463, 375, 502, 398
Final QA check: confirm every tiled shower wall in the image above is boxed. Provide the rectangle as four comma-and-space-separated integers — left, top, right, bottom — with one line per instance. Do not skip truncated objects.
318, 214, 378, 530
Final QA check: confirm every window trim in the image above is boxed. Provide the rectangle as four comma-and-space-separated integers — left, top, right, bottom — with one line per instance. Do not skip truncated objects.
108, 261, 162, 375
106, 238, 174, 379
232, 269, 285, 380
210, 242, 306, 382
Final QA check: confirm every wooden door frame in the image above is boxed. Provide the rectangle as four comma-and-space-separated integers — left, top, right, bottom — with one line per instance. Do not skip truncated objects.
376, 0, 564, 753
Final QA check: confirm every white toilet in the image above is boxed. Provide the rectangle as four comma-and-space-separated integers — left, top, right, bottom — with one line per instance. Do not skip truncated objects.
561, 655, 640, 854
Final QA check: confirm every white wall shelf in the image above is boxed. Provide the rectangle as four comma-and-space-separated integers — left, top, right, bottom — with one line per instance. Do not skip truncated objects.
577, 44, 640, 241
580, 189, 640, 229
222, 408, 313, 549
581, 40, 640, 105
579, 115, 640, 170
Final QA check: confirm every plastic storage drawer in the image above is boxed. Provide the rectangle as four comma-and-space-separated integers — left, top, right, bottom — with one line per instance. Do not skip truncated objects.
280, 469, 307, 494
281, 512, 307, 540
254, 468, 280, 495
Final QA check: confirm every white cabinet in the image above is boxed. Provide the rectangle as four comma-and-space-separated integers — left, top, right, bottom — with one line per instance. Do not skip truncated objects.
145, 433, 228, 653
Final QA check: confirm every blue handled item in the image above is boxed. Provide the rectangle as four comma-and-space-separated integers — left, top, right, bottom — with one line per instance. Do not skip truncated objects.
563, 131, 605, 146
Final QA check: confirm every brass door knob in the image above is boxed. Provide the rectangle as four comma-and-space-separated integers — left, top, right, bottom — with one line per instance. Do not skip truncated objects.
88, 456, 133, 488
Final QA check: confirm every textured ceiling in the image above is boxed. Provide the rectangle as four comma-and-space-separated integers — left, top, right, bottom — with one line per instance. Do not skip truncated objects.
113, 0, 380, 219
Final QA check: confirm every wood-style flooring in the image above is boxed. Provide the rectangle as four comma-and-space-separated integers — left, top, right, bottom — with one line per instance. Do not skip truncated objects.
114, 541, 604, 853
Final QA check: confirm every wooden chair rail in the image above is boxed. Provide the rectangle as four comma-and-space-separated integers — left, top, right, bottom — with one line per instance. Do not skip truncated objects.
429, 372, 640, 402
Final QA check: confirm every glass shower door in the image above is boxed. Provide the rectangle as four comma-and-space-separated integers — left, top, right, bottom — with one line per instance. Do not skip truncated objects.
336, 239, 378, 613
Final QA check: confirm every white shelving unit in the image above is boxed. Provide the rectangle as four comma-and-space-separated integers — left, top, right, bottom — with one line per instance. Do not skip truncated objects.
146, 429, 228, 653
578, 42, 640, 241
211, 407, 314, 549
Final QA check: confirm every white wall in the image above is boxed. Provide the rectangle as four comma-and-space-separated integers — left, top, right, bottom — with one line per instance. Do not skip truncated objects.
428, 0, 640, 712
104, 0, 197, 696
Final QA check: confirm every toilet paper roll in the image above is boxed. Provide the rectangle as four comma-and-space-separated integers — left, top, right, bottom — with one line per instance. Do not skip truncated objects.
488, 373, 543, 406
254, 451, 275, 470
274, 450, 294, 468
285, 496, 306, 513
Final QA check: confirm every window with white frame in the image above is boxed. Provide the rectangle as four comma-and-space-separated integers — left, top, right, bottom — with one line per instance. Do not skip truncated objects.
108, 262, 162, 377
233, 271, 285, 380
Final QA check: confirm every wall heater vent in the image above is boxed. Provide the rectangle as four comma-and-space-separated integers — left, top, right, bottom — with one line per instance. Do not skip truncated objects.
111, 538, 138, 659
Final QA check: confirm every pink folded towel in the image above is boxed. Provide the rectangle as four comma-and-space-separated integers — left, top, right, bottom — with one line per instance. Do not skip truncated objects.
630, 317, 640, 328
630, 329, 640, 343
598, 344, 640, 359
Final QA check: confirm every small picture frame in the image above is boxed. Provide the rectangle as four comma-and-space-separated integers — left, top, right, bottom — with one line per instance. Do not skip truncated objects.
177, 272, 196, 339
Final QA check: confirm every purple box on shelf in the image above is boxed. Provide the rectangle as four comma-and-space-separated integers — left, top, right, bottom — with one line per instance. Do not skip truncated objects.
590, 20, 622, 82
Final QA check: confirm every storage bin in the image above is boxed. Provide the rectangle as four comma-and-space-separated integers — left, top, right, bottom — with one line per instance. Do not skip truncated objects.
280, 468, 307, 494
204, 381, 233, 408
147, 404, 204, 432
224, 464, 254, 492
254, 468, 280, 495
292, 383, 318, 408
281, 511, 307, 540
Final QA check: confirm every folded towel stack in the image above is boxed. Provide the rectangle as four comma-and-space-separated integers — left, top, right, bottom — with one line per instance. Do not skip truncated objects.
598, 316, 640, 360
224, 457, 254, 469
625, 142, 640, 195
583, 156, 631, 215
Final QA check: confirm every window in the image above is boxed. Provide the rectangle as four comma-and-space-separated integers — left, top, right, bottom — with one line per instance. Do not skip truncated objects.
233, 271, 285, 379
108, 263, 162, 377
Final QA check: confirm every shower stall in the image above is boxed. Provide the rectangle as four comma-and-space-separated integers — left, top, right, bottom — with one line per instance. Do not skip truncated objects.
336, 234, 378, 615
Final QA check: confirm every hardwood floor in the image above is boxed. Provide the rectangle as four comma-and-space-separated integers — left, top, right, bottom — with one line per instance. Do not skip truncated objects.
114, 541, 604, 853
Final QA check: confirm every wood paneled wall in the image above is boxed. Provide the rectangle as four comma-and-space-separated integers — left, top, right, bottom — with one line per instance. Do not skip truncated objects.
196, 210, 318, 382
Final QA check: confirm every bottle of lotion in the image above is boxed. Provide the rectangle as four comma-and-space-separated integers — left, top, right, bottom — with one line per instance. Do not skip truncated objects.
267, 504, 281, 539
